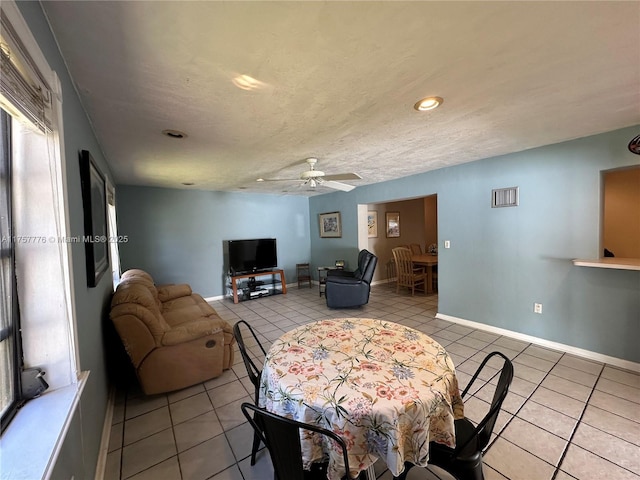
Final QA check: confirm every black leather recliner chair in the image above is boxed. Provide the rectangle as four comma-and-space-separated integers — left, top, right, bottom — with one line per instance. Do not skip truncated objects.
325, 249, 378, 308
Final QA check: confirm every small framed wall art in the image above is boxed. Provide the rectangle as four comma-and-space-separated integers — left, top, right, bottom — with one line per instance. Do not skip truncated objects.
386, 211, 400, 238
367, 211, 378, 238
319, 211, 342, 238
80, 150, 109, 287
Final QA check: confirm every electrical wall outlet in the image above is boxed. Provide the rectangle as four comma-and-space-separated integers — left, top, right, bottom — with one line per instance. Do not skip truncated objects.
444, 240, 451, 249
534, 303, 543, 314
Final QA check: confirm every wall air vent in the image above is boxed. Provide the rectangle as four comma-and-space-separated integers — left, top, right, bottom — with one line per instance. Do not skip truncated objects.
492, 187, 519, 208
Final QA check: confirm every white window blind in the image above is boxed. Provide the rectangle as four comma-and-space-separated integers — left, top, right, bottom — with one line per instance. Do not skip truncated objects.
0, 10, 52, 133
1, 0, 78, 390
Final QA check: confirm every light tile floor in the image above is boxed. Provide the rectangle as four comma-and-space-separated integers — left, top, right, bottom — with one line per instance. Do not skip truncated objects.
104, 284, 640, 480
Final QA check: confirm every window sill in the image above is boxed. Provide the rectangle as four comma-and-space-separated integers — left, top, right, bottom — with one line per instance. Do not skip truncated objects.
1, 371, 89, 480
572, 257, 640, 271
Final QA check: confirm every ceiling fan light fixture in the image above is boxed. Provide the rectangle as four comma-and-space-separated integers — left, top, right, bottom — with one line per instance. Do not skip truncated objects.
255, 158, 359, 192
414, 96, 443, 111
300, 169, 324, 180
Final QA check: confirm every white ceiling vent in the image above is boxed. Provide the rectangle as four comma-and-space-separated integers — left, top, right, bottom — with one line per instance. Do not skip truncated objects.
492, 187, 519, 208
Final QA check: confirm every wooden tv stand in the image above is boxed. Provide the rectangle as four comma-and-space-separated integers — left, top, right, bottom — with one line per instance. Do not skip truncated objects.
229, 269, 287, 304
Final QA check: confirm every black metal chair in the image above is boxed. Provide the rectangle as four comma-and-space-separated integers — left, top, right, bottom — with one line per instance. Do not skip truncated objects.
241, 402, 357, 480
233, 320, 267, 465
396, 351, 514, 480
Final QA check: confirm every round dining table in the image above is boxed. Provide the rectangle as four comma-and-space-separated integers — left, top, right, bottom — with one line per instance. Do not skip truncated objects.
258, 317, 464, 480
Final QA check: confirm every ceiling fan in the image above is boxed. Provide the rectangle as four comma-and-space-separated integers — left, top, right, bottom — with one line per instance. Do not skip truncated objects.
257, 158, 362, 192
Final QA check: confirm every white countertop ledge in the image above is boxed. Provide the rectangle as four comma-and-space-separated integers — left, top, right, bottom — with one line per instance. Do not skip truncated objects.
572, 258, 640, 271
0, 371, 89, 480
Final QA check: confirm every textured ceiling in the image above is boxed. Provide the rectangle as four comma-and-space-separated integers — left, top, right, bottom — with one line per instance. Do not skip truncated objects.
42, 1, 640, 196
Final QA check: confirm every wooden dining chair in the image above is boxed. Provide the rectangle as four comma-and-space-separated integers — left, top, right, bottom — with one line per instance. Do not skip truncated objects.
392, 247, 426, 295
241, 403, 358, 480
296, 263, 312, 288
233, 320, 268, 465
408, 243, 428, 275
396, 352, 514, 480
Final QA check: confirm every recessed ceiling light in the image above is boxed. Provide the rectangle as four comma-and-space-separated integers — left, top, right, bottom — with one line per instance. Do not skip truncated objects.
414, 96, 443, 111
162, 129, 187, 139
232, 74, 267, 91
256, 178, 265, 182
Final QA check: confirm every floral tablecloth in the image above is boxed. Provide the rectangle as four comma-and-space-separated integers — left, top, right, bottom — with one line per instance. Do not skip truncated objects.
259, 318, 464, 480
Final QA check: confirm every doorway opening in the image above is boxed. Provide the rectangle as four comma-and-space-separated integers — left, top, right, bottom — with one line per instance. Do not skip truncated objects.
357, 194, 438, 294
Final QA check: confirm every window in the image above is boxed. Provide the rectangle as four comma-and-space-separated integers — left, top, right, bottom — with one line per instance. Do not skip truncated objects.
0, 109, 21, 432
1, 0, 79, 433
0, 3, 88, 478
107, 184, 122, 287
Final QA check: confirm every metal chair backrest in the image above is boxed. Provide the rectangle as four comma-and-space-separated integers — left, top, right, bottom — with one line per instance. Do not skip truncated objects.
233, 320, 266, 402
457, 351, 514, 453
241, 403, 355, 480
400, 352, 514, 480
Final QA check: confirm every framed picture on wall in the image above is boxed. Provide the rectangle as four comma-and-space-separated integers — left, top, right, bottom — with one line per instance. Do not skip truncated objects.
80, 150, 109, 287
386, 211, 400, 238
319, 211, 342, 238
367, 211, 378, 238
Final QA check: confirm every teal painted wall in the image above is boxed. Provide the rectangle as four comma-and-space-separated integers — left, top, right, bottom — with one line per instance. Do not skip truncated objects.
117, 186, 310, 297
310, 194, 363, 270
17, 2, 116, 479
310, 126, 640, 362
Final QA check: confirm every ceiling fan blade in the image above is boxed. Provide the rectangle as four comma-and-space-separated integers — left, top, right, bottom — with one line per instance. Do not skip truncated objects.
257, 177, 299, 182
322, 180, 356, 192
323, 173, 362, 181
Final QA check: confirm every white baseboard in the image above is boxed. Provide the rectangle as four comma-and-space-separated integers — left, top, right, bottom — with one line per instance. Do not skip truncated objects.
94, 386, 116, 480
436, 313, 640, 373
204, 295, 225, 302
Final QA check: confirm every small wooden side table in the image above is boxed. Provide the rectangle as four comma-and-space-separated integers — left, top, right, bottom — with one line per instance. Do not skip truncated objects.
317, 266, 338, 297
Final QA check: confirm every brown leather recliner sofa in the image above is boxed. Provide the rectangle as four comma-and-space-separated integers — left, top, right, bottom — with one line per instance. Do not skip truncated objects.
110, 269, 235, 395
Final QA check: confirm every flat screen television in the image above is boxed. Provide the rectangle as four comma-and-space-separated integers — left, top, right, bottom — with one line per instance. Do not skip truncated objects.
227, 238, 278, 275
